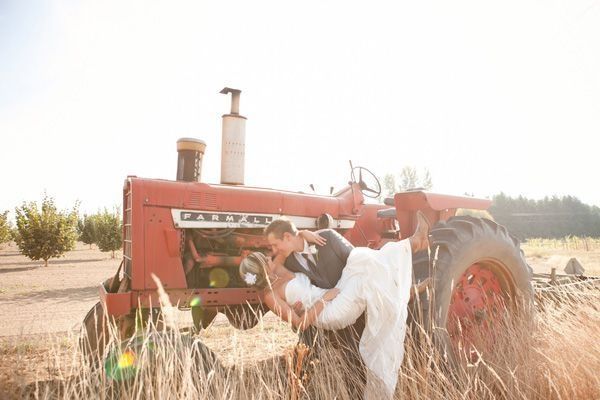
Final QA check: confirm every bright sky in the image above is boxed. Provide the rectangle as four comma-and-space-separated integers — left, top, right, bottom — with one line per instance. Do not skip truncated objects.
1, 0, 599, 216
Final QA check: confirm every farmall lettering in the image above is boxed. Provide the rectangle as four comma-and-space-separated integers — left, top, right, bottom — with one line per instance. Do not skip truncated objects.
180, 211, 273, 226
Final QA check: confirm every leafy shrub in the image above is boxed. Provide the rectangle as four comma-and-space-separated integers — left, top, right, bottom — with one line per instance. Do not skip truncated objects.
14, 195, 78, 267
79, 214, 99, 249
96, 208, 122, 258
0, 210, 12, 246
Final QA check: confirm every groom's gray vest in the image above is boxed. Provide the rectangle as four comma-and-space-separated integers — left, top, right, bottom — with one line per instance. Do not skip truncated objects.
284, 229, 354, 289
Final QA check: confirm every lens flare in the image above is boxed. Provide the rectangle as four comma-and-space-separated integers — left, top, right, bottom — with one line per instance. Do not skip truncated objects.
190, 296, 202, 307
118, 350, 136, 369
209, 268, 230, 288
105, 347, 139, 381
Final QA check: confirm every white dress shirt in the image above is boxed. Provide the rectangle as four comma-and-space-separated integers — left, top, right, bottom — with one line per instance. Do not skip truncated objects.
293, 239, 317, 271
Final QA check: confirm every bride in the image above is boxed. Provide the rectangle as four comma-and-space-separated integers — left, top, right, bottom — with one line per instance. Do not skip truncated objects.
239, 212, 431, 398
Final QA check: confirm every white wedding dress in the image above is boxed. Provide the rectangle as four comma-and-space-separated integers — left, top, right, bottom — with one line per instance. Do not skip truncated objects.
284, 239, 413, 398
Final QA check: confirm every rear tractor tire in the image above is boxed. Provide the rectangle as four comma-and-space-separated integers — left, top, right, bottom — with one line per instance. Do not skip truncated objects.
417, 216, 534, 363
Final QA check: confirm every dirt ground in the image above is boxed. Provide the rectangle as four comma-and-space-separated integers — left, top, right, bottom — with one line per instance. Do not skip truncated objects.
0, 243, 120, 337
0, 241, 598, 398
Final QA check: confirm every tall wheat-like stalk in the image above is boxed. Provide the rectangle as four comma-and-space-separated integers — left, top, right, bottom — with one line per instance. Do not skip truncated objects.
18, 284, 600, 400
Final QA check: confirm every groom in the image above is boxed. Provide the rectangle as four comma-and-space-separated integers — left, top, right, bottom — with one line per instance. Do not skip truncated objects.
264, 214, 430, 391
265, 217, 368, 387
264, 214, 430, 290
264, 218, 354, 290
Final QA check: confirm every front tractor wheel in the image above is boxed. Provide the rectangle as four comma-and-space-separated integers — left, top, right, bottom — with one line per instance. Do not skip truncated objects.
80, 303, 162, 362
81, 302, 109, 361
423, 216, 534, 363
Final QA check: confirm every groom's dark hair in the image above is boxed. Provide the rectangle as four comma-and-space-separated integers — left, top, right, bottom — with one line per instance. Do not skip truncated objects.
264, 218, 297, 239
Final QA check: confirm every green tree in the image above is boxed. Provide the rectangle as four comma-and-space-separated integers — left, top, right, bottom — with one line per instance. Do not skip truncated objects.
421, 169, 433, 190
96, 209, 122, 258
381, 167, 433, 202
399, 166, 433, 191
399, 166, 419, 191
0, 211, 12, 247
79, 214, 98, 249
14, 195, 78, 267
76, 217, 84, 237
10, 226, 20, 243
382, 173, 397, 199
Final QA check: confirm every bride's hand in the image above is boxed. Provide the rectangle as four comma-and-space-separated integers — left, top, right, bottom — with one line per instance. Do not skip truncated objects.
322, 288, 340, 302
299, 230, 327, 246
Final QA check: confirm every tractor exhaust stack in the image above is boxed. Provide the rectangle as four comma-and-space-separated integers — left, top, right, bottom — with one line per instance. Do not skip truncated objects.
220, 87, 246, 185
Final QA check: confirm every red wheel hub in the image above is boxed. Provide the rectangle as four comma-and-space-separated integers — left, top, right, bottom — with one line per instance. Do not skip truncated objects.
447, 263, 508, 356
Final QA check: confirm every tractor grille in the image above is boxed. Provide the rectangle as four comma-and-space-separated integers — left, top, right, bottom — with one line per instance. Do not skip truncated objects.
189, 192, 217, 209
123, 183, 133, 276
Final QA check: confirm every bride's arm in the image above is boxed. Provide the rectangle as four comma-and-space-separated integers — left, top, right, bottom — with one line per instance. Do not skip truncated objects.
263, 289, 338, 331
298, 230, 327, 246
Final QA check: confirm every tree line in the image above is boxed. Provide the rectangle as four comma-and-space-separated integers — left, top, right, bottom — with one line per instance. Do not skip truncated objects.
381, 167, 600, 239
0, 195, 122, 266
490, 193, 600, 240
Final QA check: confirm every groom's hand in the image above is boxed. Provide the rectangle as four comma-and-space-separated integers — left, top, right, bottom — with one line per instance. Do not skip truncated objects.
292, 301, 304, 315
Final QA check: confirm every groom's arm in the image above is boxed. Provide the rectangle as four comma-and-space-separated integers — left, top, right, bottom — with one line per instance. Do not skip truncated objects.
319, 229, 354, 265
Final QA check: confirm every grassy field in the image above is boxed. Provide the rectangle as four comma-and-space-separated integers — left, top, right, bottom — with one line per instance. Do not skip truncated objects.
522, 237, 600, 276
0, 239, 599, 399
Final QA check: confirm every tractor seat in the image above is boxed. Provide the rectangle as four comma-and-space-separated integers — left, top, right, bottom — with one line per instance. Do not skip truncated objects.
377, 207, 397, 218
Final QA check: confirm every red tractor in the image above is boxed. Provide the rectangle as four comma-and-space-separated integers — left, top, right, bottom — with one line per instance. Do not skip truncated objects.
83, 88, 533, 362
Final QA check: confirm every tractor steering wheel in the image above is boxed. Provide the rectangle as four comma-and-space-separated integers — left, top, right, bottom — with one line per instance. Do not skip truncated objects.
351, 166, 382, 199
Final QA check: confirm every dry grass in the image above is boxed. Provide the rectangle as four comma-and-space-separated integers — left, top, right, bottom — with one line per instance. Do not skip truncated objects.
523, 237, 600, 276
8, 284, 598, 400
402, 284, 600, 400
525, 237, 600, 252
2, 242, 599, 399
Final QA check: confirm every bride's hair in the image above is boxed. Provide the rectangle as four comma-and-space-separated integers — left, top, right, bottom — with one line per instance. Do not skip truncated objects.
239, 252, 269, 289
